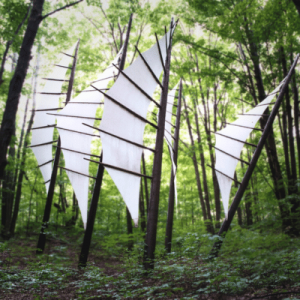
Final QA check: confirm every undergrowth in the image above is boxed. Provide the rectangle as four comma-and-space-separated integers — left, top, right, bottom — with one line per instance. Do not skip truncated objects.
0, 223, 300, 299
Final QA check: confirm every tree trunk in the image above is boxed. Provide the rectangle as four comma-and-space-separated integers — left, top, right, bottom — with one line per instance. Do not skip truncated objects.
1, 142, 15, 239
142, 152, 149, 214
290, 53, 300, 179
10, 48, 40, 236
0, 3, 32, 87
237, 207, 243, 226
165, 80, 183, 252
0, 0, 44, 179
244, 193, 253, 226
126, 208, 133, 251
182, 96, 213, 233
66, 192, 79, 227
195, 55, 221, 226
0, 0, 82, 179
280, 47, 297, 197
192, 96, 213, 229
244, 26, 291, 230
139, 182, 146, 232
234, 172, 244, 227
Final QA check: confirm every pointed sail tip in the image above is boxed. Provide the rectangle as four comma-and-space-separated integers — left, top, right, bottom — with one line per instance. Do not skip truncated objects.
133, 218, 139, 228
225, 213, 228, 220
84, 222, 87, 230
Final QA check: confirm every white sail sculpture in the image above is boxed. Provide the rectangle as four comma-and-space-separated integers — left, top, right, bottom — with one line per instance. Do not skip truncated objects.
214, 79, 286, 218
56, 49, 123, 229
30, 42, 77, 192
165, 84, 179, 204
97, 30, 173, 226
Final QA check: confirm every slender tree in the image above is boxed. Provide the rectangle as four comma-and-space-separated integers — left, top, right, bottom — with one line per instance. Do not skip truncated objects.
165, 79, 183, 253
0, 0, 83, 179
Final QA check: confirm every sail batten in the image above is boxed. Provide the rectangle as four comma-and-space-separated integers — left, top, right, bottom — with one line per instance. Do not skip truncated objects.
56, 48, 123, 229
30, 42, 77, 192
99, 30, 172, 226
215, 79, 286, 218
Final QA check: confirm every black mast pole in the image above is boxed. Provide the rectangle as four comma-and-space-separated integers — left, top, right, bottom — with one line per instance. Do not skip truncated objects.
78, 14, 133, 268
144, 19, 176, 270
165, 78, 182, 253
36, 40, 80, 254
210, 54, 299, 258
78, 152, 104, 267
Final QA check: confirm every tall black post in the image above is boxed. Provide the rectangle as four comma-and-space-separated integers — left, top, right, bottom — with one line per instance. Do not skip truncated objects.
36, 40, 80, 254
144, 19, 176, 270
142, 152, 149, 214
78, 15, 133, 267
210, 54, 299, 258
78, 154, 104, 267
165, 79, 182, 253
119, 14, 132, 72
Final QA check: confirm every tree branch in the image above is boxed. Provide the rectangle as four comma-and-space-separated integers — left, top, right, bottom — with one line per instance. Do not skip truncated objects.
98, 3, 119, 53
81, 12, 114, 49
42, 0, 83, 19
0, 2, 32, 86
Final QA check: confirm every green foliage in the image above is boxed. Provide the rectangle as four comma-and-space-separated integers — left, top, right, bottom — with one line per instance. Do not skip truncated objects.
1, 0, 300, 298
1, 227, 300, 298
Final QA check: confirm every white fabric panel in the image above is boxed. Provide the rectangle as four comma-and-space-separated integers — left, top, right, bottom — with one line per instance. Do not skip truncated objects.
56, 49, 123, 229
31, 42, 77, 191
215, 80, 285, 218
100, 31, 172, 226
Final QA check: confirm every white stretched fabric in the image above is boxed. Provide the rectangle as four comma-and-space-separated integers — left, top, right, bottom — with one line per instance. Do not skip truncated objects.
56, 49, 123, 229
165, 84, 178, 205
215, 80, 285, 218
31, 42, 77, 192
100, 30, 172, 226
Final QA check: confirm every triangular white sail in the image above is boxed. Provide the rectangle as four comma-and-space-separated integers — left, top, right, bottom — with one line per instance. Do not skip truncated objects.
165, 84, 178, 204
30, 42, 77, 192
215, 80, 285, 218
99, 30, 173, 226
56, 48, 123, 229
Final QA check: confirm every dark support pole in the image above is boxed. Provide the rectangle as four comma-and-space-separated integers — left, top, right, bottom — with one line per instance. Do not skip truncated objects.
78, 15, 133, 267
126, 208, 133, 251
66, 39, 80, 101
209, 54, 299, 258
142, 152, 149, 214
165, 79, 182, 253
144, 20, 175, 270
119, 14, 132, 72
36, 40, 80, 254
140, 181, 146, 232
78, 155, 104, 267
36, 138, 61, 253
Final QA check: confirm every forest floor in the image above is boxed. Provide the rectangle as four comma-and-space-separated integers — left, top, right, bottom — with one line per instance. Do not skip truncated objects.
0, 224, 300, 300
